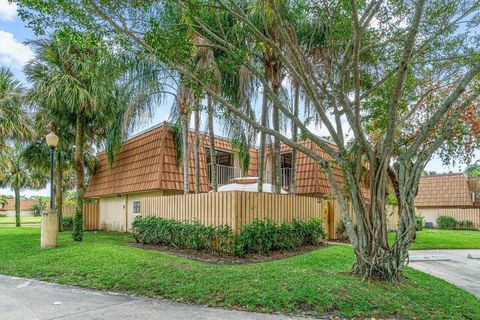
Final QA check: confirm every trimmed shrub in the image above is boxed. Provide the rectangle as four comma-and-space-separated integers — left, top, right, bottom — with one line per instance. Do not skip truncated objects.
62, 217, 74, 231
415, 216, 424, 231
132, 217, 326, 256
294, 218, 326, 246
235, 218, 326, 255
0, 213, 6, 218
132, 217, 235, 253
236, 219, 277, 254
437, 216, 457, 229
436, 216, 476, 230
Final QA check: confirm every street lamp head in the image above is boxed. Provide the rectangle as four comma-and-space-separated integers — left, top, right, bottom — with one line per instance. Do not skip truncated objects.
45, 131, 59, 148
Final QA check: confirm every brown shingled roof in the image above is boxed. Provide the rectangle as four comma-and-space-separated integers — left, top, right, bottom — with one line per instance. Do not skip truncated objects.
85, 123, 258, 198
267, 140, 369, 196
0, 199, 38, 211
415, 173, 474, 207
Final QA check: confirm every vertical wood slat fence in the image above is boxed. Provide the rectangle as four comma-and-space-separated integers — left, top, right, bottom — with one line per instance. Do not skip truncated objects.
62, 202, 100, 230
437, 208, 480, 228
141, 191, 328, 234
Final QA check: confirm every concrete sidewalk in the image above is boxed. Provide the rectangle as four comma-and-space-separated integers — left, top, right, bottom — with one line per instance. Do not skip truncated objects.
409, 249, 480, 299
0, 274, 316, 320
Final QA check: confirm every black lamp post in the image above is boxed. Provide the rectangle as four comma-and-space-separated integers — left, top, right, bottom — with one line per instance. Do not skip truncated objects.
45, 132, 59, 210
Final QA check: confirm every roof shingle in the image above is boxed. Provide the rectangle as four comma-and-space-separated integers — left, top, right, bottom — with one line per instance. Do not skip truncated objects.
415, 173, 474, 207
84, 124, 258, 198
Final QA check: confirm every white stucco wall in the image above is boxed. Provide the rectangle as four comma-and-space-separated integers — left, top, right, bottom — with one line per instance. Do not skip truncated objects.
416, 208, 440, 227
1, 210, 35, 217
98, 190, 183, 232
99, 196, 126, 232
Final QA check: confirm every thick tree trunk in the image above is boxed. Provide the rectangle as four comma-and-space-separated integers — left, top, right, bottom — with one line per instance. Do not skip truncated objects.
194, 100, 201, 194
56, 154, 63, 232
350, 200, 416, 281
182, 114, 190, 194
343, 160, 419, 281
207, 96, 218, 192
290, 81, 299, 194
73, 111, 85, 241
14, 188, 20, 227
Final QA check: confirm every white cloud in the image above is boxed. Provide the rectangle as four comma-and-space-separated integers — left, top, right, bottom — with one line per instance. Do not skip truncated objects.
0, 30, 33, 69
0, 0, 17, 22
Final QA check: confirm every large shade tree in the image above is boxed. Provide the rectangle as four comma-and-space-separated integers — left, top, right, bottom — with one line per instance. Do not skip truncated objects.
168, 0, 480, 280
16, 0, 480, 280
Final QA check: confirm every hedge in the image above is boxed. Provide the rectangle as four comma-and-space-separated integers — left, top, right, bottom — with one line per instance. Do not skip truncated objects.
437, 216, 474, 230
132, 216, 326, 256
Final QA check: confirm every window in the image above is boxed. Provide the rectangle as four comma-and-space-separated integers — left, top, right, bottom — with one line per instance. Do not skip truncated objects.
133, 201, 141, 214
206, 148, 234, 167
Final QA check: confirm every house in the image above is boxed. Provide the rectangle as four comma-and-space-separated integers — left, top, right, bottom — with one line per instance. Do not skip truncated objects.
85, 122, 356, 232
85, 123, 258, 231
0, 199, 38, 217
415, 173, 480, 227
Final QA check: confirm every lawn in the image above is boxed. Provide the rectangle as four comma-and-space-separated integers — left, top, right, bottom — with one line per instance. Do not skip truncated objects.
0, 228, 478, 319
0, 216, 41, 226
388, 229, 480, 249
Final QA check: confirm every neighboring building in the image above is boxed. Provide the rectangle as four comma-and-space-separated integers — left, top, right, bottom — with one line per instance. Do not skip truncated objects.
415, 173, 479, 227
0, 199, 38, 217
85, 122, 359, 232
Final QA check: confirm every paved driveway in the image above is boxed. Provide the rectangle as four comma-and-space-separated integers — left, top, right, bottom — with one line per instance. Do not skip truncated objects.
0, 275, 316, 320
409, 249, 480, 298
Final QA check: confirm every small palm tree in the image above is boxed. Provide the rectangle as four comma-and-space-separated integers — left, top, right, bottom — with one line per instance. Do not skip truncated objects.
0, 143, 47, 227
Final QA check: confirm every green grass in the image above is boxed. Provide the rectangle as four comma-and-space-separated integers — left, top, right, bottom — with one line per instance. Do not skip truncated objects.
0, 216, 41, 225
389, 229, 480, 249
0, 228, 478, 319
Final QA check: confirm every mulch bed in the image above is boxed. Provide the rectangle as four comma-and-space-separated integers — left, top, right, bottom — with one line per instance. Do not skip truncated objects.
130, 242, 328, 264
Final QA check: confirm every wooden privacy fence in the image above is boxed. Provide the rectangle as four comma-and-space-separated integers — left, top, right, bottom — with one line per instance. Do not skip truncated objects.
62, 202, 100, 230
437, 208, 480, 228
141, 191, 331, 235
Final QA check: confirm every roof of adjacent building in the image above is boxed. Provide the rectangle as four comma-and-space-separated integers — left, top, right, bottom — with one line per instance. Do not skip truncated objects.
415, 173, 475, 207
0, 199, 38, 211
84, 123, 259, 198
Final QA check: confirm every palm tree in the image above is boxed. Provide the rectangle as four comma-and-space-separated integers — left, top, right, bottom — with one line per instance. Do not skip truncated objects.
0, 143, 47, 227
25, 31, 122, 241
191, 36, 221, 192
247, 0, 287, 193
0, 67, 30, 150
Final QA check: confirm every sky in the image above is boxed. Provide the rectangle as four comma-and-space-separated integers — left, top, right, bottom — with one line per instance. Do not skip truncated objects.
0, 0, 478, 197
